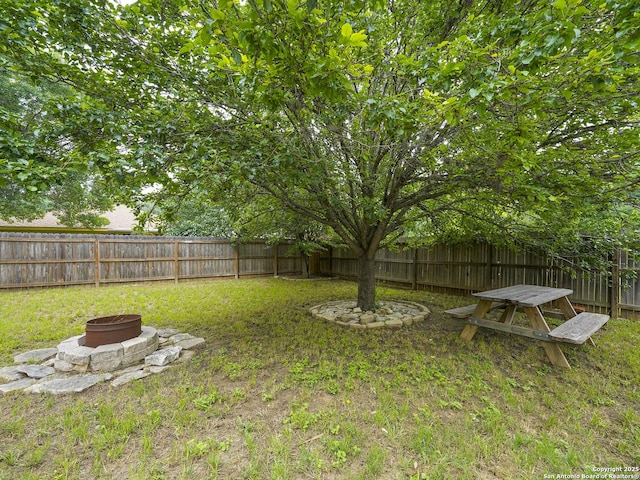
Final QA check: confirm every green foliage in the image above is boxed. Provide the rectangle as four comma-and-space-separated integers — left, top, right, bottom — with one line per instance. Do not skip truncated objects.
0, 68, 114, 226
158, 200, 235, 238
1, 0, 639, 305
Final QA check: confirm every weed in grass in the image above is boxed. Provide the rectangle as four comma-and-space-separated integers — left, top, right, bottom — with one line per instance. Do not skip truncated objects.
346, 360, 372, 382
296, 444, 325, 477
410, 423, 435, 462
621, 430, 640, 462
94, 424, 129, 460
260, 374, 285, 403
324, 378, 341, 395
621, 407, 639, 428
409, 474, 429, 480
185, 438, 211, 459
193, 388, 224, 411
207, 450, 221, 479
61, 406, 89, 444
221, 361, 243, 380
231, 387, 247, 403
0, 417, 25, 438
241, 423, 265, 479
132, 462, 167, 480
589, 410, 610, 430
141, 433, 154, 458
144, 409, 163, 432
329, 442, 347, 467
324, 421, 363, 469
363, 444, 386, 478
285, 402, 324, 432
268, 429, 293, 479
173, 409, 200, 430
53, 445, 80, 480
0, 449, 19, 467
288, 358, 323, 388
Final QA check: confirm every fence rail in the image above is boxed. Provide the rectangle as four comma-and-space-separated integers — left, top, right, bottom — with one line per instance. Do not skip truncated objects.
0, 233, 302, 288
319, 243, 639, 318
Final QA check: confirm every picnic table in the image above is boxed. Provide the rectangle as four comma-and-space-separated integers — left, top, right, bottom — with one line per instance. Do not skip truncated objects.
448, 285, 609, 368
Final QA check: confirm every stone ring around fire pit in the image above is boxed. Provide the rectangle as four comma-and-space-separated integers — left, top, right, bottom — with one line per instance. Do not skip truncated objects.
56, 325, 159, 372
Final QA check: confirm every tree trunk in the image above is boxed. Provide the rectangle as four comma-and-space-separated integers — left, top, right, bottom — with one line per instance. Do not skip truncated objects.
357, 254, 376, 311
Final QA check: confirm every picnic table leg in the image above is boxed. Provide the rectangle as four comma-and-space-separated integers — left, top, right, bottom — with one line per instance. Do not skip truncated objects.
524, 306, 571, 368
460, 300, 493, 342
556, 296, 577, 318
498, 304, 517, 325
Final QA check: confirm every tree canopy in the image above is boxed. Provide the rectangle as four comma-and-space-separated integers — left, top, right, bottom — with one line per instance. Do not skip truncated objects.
1, 0, 639, 309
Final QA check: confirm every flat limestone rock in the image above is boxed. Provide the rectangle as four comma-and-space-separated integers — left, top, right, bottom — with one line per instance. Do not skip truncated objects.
175, 350, 196, 363
16, 365, 56, 379
0, 378, 37, 393
111, 370, 150, 387
174, 337, 205, 350
147, 365, 169, 374
25, 373, 112, 395
14, 348, 59, 364
113, 365, 145, 377
167, 333, 194, 343
53, 359, 76, 372
59, 345, 94, 365
145, 346, 182, 367
0, 366, 25, 382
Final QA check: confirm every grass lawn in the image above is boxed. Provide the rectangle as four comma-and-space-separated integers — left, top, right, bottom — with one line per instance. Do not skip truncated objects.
1, 278, 639, 480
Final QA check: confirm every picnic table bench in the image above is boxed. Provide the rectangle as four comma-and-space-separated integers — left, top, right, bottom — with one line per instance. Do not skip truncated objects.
447, 285, 609, 368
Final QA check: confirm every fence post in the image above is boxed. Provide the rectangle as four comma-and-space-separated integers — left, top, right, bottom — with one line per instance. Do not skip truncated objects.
485, 243, 493, 290
94, 238, 100, 287
412, 247, 418, 290
174, 240, 180, 284
234, 244, 240, 279
329, 246, 333, 275
611, 248, 621, 318
273, 244, 279, 277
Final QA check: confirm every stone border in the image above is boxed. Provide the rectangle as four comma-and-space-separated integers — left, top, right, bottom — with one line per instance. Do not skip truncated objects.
0, 327, 205, 394
309, 300, 430, 329
56, 326, 159, 373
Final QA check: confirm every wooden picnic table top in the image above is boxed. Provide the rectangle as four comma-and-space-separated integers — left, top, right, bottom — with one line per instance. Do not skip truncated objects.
461, 284, 607, 368
472, 284, 573, 308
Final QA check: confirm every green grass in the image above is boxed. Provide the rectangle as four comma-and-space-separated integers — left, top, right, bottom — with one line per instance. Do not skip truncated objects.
1, 278, 639, 479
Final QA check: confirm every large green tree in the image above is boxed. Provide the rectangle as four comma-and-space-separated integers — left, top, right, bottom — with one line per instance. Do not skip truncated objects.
1, 0, 639, 309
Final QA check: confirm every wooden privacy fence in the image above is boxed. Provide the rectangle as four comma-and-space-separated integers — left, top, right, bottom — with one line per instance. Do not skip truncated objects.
4, 233, 640, 318
0, 233, 302, 289
319, 243, 640, 318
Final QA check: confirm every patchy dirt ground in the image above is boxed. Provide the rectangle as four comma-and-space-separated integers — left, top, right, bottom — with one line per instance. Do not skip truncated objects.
1, 279, 638, 479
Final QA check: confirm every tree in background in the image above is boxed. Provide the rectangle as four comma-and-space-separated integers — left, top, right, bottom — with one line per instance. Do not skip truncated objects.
154, 189, 329, 277
0, 67, 114, 227
1, 0, 639, 309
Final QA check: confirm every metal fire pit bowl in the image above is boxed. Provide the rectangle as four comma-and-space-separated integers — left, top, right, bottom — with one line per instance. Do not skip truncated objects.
85, 314, 142, 348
